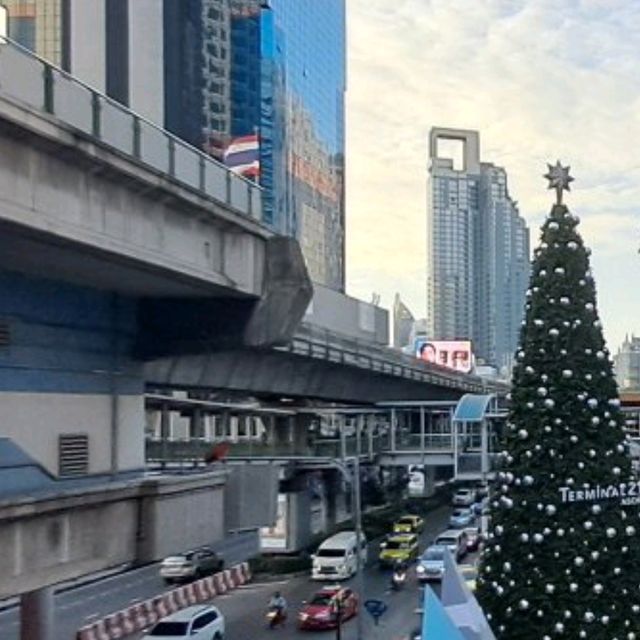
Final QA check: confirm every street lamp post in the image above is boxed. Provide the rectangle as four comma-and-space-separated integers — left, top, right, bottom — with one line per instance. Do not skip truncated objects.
354, 416, 365, 640
332, 418, 365, 640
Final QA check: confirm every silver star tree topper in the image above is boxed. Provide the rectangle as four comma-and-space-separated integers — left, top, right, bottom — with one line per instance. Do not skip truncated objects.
544, 161, 574, 205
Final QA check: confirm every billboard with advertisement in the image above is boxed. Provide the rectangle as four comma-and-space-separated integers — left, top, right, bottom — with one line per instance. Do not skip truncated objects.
415, 339, 474, 373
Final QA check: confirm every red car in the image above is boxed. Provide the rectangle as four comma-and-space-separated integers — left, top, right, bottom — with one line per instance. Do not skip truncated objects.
298, 586, 359, 631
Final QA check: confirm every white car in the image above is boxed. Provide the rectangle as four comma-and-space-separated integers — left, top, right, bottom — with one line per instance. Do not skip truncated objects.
142, 605, 224, 639
159, 548, 223, 584
452, 488, 475, 507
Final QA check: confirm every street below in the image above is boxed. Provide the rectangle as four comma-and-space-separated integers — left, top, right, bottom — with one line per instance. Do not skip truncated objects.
0, 505, 459, 640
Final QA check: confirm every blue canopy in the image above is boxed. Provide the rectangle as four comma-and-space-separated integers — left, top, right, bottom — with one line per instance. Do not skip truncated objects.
421, 586, 467, 639
453, 394, 495, 423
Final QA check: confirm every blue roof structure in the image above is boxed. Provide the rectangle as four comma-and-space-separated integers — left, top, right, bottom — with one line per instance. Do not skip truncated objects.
422, 586, 467, 639
453, 394, 495, 423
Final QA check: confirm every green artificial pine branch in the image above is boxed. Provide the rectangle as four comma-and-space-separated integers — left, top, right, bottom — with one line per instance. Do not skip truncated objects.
476, 203, 640, 639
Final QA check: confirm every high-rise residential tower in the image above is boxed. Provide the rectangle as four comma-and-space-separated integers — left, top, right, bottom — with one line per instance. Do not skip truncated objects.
614, 335, 640, 390
427, 127, 530, 372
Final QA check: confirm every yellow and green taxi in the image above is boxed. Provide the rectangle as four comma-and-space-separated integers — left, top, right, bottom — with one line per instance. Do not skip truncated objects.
393, 514, 424, 534
378, 533, 419, 567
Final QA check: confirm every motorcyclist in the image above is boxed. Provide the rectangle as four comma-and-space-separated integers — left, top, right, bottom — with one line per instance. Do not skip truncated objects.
391, 559, 407, 589
268, 591, 287, 627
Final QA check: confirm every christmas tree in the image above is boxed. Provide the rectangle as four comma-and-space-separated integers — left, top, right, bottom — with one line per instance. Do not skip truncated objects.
477, 163, 640, 639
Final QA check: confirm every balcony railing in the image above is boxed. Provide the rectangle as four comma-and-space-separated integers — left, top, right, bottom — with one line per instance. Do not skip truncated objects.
0, 38, 262, 221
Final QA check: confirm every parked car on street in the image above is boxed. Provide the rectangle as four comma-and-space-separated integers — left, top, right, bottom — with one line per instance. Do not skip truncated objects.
393, 514, 424, 534
159, 548, 224, 584
452, 488, 475, 506
142, 605, 224, 639
379, 533, 420, 567
298, 585, 358, 630
449, 508, 475, 528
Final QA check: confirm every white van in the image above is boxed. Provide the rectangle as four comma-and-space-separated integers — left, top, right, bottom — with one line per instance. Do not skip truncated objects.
434, 529, 468, 562
311, 531, 368, 580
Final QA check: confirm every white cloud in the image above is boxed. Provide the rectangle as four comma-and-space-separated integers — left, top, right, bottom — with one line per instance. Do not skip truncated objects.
345, 0, 640, 350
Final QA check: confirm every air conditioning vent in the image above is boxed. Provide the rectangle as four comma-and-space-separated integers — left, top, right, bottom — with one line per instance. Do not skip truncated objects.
0, 322, 9, 346
58, 434, 89, 477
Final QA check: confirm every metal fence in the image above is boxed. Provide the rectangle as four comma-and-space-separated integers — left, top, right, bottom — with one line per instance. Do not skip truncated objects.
0, 38, 262, 221
286, 323, 508, 396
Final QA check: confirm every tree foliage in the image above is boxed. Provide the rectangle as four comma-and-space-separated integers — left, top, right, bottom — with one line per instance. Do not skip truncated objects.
477, 204, 640, 639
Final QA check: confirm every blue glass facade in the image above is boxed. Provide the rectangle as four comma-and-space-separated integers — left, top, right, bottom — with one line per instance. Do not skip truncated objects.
231, 0, 346, 290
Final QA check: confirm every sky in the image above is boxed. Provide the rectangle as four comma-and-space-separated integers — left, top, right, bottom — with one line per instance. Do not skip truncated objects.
344, 0, 640, 353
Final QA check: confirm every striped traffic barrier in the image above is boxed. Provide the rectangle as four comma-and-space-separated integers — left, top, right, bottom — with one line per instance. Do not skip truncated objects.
152, 594, 170, 619
194, 578, 211, 602
204, 575, 218, 598
128, 602, 150, 632
212, 572, 227, 594
75, 625, 101, 640
142, 599, 159, 627
222, 569, 236, 590
103, 614, 125, 639
93, 621, 110, 640
230, 565, 244, 586
163, 590, 180, 615
75, 562, 254, 640
116, 609, 136, 635
174, 586, 189, 609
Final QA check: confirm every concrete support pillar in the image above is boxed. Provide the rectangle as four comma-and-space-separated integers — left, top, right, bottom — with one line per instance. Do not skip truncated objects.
367, 415, 374, 459
190, 408, 204, 440
424, 466, 436, 497
339, 415, 347, 460
481, 419, 489, 478
20, 587, 54, 640
272, 415, 291, 454
453, 419, 459, 478
390, 409, 397, 452
160, 403, 170, 464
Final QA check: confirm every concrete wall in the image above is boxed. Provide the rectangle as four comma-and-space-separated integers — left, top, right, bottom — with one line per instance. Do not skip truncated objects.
138, 472, 227, 562
0, 486, 138, 598
0, 470, 228, 598
0, 393, 142, 476
304, 284, 389, 346
0, 271, 144, 475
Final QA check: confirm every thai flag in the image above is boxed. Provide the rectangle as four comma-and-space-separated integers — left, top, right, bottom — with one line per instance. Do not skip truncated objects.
224, 134, 259, 179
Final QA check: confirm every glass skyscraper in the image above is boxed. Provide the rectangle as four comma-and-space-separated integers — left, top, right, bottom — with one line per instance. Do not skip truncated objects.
427, 127, 530, 373
164, 0, 346, 290
229, 0, 346, 290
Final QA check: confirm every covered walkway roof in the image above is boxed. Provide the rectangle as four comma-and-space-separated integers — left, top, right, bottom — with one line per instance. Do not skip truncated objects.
453, 394, 496, 423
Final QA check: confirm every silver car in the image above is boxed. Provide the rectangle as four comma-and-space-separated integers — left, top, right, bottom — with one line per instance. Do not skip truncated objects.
416, 545, 447, 582
159, 548, 224, 584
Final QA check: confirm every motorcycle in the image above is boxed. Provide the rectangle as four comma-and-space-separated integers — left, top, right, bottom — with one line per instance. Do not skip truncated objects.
391, 568, 407, 591
266, 607, 287, 629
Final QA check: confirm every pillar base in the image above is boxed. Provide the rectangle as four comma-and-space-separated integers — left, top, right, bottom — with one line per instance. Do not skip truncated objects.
20, 587, 54, 640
